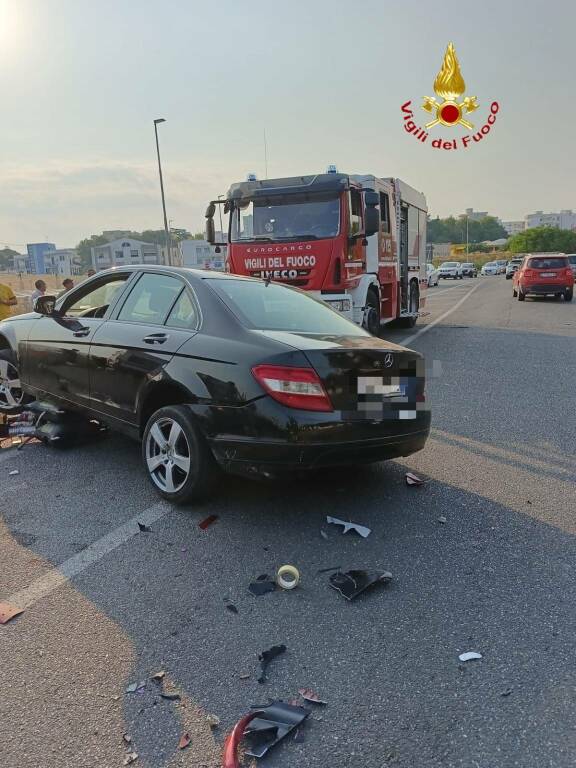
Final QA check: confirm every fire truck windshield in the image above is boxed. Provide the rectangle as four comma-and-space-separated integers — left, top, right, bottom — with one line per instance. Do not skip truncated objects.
231, 193, 340, 242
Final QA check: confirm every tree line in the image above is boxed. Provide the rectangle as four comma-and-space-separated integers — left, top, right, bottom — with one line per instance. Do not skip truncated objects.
427, 215, 508, 244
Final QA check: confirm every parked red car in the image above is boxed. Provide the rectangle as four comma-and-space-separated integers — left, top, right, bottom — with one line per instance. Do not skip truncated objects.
512, 254, 573, 302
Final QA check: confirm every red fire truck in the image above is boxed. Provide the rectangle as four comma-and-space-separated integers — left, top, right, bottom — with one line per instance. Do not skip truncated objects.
205, 170, 428, 331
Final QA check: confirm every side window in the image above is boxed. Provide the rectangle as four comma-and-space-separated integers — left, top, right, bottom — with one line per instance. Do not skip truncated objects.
166, 290, 200, 330
64, 276, 128, 318
379, 192, 390, 233
117, 273, 183, 325
349, 190, 362, 235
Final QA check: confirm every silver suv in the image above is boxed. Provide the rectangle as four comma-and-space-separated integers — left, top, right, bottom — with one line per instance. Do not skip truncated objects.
506, 257, 524, 279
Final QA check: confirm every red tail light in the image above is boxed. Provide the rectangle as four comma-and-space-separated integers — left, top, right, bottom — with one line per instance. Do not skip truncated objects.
252, 365, 333, 412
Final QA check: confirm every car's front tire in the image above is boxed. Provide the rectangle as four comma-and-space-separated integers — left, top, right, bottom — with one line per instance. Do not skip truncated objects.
142, 405, 218, 503
0, 349, 32, 415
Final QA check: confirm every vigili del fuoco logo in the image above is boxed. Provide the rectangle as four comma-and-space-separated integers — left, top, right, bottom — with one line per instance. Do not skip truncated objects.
401, 42, 500, 150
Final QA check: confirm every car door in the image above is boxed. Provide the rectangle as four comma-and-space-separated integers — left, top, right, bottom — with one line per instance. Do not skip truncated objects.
22, 273, 133, 408
88, 272, 200, 425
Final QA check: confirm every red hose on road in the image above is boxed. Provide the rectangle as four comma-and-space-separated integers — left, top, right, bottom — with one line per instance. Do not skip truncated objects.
222, 710, 262, 768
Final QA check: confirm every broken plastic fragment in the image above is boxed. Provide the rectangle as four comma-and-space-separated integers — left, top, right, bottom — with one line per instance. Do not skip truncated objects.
316, 565, 341, 574
459, 651, 483, 662
122, 734, 132, 745
178, 732, 191, 749
160, 692, 181, 701
437, 516, 447, 524
298, 688, 327, 704
326, 516, 371, 538
0, 602, 24, 625
320, 530, 329, 540
199, 514, 218, 530
137, 522, 152, 533
125, 681, 146, 694
123, 753, 138, 765
329, 570, 393, 600
226, 603, 239, 614
207, 714, 220, 729
258, 644, 287, 684
249, 575, 276, 596
151, 670, 165, 682
239, 673, 250, 680
9, 469, 19, 476
405, 471, 427, 486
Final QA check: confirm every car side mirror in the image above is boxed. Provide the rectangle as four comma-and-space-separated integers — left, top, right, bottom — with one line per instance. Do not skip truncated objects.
206, 218, 215, 244
35, 295, 57, 315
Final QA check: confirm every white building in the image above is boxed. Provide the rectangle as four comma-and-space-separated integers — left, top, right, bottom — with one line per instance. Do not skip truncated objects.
502, 220, 526, 236
179, 238, 226, 271
525, 210, 576, 230
462, 208, 489, 221
45, 248, 81, 276
91, 238, 163, 271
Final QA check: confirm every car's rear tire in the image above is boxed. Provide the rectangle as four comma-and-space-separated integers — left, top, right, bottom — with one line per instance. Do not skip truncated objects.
565, 289, 573, 302
0, 349, 33, 415
142, 405, 218, 504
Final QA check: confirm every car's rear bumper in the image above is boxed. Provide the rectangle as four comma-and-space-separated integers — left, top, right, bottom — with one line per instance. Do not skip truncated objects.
194, 401, 431, 477
522, 283, 571, 295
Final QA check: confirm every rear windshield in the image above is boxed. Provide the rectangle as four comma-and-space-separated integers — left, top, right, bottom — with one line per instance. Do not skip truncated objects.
207, 278, 369, 335
567, 255, 576, 265
527, 257, 568, 269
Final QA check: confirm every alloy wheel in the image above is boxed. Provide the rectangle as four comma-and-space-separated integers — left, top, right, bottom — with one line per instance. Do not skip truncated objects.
145, 417, 192, 493
0, 358, 24, 411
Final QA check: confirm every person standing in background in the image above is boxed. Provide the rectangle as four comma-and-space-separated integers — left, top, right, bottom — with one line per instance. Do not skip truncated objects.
30, 279, 47, 306
58, 278, 74, 297
0, 282, 17, 320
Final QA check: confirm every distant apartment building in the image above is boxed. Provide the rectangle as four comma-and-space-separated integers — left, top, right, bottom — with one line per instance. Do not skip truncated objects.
44, 248, 81, 276
26, 242, 56, 273
525, 210, 576, 230
91, 238, 162, 270
179, 237, 226, 271
462, 208, 489, 221
502, 221, 526, 236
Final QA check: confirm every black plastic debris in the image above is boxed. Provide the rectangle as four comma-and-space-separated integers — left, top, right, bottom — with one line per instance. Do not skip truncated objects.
329, 570, 393, 600
316, 565, 342, 574
258, 644, 287, 684
138, 522, 152, 533
244, 701, 310, 758
249, 574, 276, 597
160, 692, 181, 701
226, 603, 239, 614
326, 516, 371, 538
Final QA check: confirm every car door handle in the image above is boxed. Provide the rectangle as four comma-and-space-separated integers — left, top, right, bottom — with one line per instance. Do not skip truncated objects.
143, 333, 168, 344
73, 327, 91, 338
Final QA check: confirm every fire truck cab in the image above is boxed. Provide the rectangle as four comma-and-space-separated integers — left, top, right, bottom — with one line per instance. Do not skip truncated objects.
205, 170, 428, 332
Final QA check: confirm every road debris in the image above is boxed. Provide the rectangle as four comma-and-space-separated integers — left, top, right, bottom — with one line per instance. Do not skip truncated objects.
8, 469, 19, 476
160, 692, 181, 701
0, 602, 24, 625
122, 734, 132, 745
125, 681, 146, 694
137, 522, 152, 533
329, 570, 393, 601
123, 753, 138, 765
258, 644, 287, 684
207, 714, 220, 729
501, 688, 513, 697
437, 515, 447, 524
151, 670, 165, 682
178, 732, 191, 749
199, 514, 218, 530
276, 564, 300, 590
226, 603, 239, 614
459, 651, 483, 662
316, 565, 341, 574
405, 471, 428, 486
320, 530, 329, 540
249, 574, 276, 596
326, 515, 371, 538
239, 673, 251, 680
298, 688, 327, 704
222, 701, 310, 766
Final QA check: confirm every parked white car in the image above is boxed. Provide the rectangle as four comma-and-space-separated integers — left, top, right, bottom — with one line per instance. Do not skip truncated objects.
438, 261, 463, 279
481, 261, 500, 275
426, 263, 440, 286
495, 259, 507, 274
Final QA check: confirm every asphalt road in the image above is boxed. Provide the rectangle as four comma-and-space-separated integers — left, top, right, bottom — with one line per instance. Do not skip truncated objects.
1, 276, 575, 768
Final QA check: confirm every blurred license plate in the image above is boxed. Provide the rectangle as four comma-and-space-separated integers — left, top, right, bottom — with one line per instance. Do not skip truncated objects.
357, 379, 405, 396
541, 272, 556, 277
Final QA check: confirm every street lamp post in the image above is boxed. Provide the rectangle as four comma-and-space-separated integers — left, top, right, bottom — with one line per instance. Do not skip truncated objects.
466, 214, 469, 256
153, 118, 171, 265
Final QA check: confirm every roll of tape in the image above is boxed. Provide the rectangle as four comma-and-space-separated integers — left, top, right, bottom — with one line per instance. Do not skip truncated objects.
276, 564, 300, 590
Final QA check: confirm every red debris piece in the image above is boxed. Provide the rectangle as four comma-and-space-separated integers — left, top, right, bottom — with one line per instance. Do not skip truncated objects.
0, 602, 24, 625
199, 515, 218, 530
178, 732, 191, 750
222, 711, 261, 768
298, 688, 327, 705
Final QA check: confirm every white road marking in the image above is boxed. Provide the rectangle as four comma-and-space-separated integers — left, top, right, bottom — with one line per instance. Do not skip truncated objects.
425, 286, 473, 298
400, 281, 483, 347
7, 501, 170, 609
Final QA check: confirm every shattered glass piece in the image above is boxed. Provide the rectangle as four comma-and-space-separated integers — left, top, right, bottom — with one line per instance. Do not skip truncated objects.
258, 644, 287, 683
459, 651, 483, 662
125, 681, 146, 694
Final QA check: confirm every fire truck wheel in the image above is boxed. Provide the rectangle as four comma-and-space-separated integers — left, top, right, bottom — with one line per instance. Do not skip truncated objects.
363, 289, 380, 336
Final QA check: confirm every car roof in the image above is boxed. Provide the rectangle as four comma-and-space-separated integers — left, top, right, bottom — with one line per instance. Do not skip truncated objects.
92, 264, 260, 284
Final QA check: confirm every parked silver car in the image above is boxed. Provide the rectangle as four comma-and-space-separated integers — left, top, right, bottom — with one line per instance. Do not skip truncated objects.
505, 257, 524, 279
438, 261, 463, 279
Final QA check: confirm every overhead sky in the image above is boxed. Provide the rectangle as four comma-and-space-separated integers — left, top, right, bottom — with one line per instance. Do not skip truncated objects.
1, 0, 575, 248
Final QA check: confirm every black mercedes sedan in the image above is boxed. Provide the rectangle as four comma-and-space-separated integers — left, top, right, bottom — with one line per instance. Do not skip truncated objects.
0, 266, 430, 503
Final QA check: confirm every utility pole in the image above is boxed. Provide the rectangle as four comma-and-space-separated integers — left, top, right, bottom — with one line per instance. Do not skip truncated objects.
153, 118, 171, 265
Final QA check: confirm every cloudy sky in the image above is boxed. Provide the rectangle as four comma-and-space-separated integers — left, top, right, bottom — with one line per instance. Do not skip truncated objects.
1, 0, 575, 249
